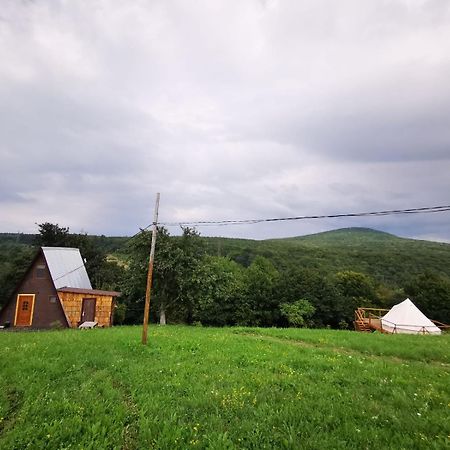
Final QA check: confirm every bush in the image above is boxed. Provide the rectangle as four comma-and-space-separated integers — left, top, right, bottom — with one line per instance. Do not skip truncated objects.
280, 299, 315, 327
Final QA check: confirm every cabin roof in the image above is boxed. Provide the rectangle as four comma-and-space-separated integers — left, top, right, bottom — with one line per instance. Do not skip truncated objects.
57, 287, 121, 297
42, 247, 92, 290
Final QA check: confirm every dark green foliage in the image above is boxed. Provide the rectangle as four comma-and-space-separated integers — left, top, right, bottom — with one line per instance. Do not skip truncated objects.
1, 227, 450, 327
405, 273, 450, 324
34, 222, 70, 247
172, 227, 207, 323
276, 268, 340, 327
240, 256, 280, 326
333, 270, 378, 326
120, 227, 207, 325
203, 228, 450, 287
0, 233, 36, 246
0, 242, 34, 306
118, 230, 152, 324
190, 256, 245, 326
113, 302, 127, 325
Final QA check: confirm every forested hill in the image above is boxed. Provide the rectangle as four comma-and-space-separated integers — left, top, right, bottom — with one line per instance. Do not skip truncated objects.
201, 228, 450, 285
1, 228, 450, 287
274, 227, 399, 245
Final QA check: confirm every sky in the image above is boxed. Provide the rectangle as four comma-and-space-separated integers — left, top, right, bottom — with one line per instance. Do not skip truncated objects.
1, 0, 450, 241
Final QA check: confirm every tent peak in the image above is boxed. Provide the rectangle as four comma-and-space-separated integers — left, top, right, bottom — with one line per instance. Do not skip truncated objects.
381, 298, 441, 335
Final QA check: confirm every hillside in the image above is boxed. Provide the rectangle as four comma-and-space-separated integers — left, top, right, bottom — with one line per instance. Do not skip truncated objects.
2, 228, 450, 287
202, 228, 450, 285
275, 227, 399, 245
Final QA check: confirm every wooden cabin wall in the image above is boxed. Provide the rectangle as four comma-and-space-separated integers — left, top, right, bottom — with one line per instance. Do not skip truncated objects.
58, 292, 114, 328
0, 252, 68, 329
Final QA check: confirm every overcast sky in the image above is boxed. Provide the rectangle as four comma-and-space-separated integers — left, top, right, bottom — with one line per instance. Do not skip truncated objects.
1, 0, 450, 241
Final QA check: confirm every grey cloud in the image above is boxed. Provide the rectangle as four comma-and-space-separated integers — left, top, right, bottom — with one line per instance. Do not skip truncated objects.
296, 106, 450, 163
1, 0, 450, 241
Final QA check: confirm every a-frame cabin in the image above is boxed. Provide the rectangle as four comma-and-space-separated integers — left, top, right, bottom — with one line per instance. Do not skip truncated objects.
0, 247, 120, 329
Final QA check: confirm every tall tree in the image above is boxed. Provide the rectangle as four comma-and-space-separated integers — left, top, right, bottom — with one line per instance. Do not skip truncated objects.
238, 256, 279, 326
120, 227, 205, 325
176, 227, 206, 323
333, 271, 378, 326
190, 256, 245, 326
277, 268, 339, 327
34, 223, 70, 247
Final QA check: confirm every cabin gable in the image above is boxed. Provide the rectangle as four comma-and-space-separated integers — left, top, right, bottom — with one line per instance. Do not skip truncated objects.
0, 251, 69, 329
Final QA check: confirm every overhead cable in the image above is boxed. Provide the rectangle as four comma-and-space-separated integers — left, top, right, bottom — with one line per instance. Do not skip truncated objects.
156, 204, 450, 228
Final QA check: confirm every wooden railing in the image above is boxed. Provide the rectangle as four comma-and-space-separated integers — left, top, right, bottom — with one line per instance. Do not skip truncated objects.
354, 307, 389, 333
432, 320, 450, 332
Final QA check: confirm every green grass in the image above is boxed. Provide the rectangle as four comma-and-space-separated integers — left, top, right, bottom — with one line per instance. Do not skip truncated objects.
0, 326, 449, 449
234, 327, 450, 364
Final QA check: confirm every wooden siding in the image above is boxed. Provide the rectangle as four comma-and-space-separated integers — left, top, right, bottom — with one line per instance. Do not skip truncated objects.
58, 291, 114, 328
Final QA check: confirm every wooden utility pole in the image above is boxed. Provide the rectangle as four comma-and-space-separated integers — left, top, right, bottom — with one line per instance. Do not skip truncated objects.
142, 192, 160, 345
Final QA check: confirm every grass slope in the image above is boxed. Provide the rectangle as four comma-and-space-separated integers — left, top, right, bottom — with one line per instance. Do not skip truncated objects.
0, 326, 449, 449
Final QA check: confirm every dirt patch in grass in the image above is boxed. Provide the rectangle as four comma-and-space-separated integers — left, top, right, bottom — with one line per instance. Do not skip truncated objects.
0, 388, 23, 436
110, 379, 140, 450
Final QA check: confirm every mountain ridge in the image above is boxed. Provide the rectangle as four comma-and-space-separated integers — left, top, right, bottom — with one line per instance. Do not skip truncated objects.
1, 226, 448, 247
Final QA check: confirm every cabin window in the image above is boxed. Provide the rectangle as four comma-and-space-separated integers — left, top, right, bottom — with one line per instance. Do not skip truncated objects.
49, 296, 57, 304
36, 265, 46, 278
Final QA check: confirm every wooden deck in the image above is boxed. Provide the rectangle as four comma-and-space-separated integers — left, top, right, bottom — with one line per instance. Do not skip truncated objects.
354, 307, 391, 333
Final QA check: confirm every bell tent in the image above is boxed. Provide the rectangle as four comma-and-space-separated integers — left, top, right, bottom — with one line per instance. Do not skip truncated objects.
381, 298, 441, 335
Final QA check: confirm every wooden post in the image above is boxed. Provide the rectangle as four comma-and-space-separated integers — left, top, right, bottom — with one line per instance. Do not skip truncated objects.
142, 193, 160, 345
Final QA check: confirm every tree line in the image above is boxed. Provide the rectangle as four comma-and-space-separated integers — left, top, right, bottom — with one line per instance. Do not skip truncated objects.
1, 223, 449, 327
119, 226, 450, 327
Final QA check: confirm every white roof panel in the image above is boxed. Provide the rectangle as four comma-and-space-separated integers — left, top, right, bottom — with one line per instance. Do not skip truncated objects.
42, 247, 92, 290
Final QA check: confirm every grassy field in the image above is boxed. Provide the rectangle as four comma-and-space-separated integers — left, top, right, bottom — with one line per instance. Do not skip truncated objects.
0, 326, 449, 449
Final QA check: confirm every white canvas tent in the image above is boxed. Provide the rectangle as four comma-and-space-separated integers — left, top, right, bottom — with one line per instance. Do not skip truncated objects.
381, 298, 441, 335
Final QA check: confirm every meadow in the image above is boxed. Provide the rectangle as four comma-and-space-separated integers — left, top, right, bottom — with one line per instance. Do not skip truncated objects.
0, 326, 449, 449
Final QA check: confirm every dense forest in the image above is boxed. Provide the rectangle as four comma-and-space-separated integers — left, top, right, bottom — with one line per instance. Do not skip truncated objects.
1, 225, 449, 328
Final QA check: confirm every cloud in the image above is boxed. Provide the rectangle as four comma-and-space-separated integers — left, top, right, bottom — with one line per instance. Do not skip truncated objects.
1, 0, 449, 241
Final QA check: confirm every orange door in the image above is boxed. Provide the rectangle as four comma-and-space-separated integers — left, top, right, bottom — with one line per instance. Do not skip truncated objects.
15, 294, 35, 326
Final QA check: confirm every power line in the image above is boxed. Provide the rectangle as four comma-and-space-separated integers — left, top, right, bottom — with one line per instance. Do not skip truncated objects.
115, 204, 450, 246
156, 204, 450, 228
52, 264, 86, 282
51, 204, 449, 281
